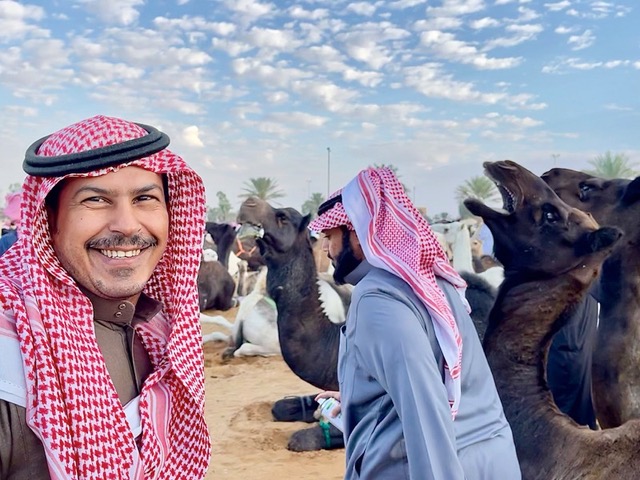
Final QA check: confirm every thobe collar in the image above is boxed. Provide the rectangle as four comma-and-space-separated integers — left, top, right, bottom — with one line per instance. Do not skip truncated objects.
345, 259, 373, 286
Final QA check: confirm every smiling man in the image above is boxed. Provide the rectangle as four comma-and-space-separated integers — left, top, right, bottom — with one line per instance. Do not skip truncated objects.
0, 115, 211, 479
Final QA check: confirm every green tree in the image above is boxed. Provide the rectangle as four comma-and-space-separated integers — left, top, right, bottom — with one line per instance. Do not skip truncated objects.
239, 177, 285, 201
584, 151, 638, 179
301, 192, 325, 218
207, 191, 235, 222
455, 176, 499, 209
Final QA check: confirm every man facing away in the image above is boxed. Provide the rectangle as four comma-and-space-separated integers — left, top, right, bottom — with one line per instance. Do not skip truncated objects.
310, 167, 521, 480
0, 115, 211, 479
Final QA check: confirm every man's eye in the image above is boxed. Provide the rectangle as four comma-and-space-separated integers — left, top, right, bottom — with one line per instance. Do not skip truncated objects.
136, 195, 160, 202
82, 196, 106, 203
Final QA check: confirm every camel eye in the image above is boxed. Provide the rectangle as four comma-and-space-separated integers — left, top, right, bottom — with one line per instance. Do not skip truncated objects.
275, 211, 288, 225
579, 183, 592, 200
542, 204, 560, 224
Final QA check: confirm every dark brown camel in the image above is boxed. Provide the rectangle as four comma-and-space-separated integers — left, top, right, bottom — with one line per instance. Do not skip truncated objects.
542, 168, 640, 428
464, 160, 640, 480
205, 221, 265, 271
237, 196, 497, 391
237, 198, 342, 391
197, 258, 236, 311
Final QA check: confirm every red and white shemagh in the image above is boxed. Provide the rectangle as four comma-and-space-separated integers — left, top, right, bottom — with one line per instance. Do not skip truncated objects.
311, 167, 468, 418
0, 116, 211, 478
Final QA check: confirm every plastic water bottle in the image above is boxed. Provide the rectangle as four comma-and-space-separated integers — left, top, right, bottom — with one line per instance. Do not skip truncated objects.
317, 397, 344, 432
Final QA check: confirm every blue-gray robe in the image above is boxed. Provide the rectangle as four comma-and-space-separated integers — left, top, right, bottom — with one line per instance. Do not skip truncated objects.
339, 261, 521, 480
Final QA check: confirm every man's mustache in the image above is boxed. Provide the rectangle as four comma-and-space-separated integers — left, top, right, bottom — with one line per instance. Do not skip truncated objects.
87, 234, 158, 250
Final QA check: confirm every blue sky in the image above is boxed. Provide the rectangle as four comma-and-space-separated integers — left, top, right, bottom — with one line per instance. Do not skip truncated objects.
0, 0, 638, 216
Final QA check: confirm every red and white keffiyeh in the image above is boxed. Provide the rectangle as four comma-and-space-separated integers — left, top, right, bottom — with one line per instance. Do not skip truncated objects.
0, 115, 211, 478
310, 167, 468, 418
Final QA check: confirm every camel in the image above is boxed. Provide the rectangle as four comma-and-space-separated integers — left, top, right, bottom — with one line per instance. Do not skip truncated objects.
237, 199, 343, 391
197, 253, 236, 312
200, 266, 281, 357
205, 221, 265, 272
464, 160, 640, 480
542, 168, 640, 428
237, 196, 499, 389
200, 260, 348, 359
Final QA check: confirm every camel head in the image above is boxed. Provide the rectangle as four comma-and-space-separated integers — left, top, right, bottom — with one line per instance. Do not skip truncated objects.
464, 160, 622, 280
542, 168, 640, 239
236, 196, 313, 264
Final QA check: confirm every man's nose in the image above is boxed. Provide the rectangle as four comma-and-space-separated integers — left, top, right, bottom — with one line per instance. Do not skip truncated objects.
321, 236, 330, 252
109, 202, 142, 236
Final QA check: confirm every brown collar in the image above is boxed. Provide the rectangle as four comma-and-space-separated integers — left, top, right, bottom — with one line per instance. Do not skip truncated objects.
82, 289, 162, 327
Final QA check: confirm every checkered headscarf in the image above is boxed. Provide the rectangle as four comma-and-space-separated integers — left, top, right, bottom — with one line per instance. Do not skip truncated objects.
310, 167, 468, 418
0, 116, 210, 478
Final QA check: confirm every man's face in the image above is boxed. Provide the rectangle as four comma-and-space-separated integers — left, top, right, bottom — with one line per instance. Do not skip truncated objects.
322, 226, 363, 284
48, 166, 169, 302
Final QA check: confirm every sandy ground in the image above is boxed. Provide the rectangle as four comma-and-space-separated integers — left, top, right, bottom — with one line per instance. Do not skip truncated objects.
201, 306, 345, 480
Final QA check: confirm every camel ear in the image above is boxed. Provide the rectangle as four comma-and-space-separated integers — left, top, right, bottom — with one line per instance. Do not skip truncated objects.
621, 177, 640, 205
300, 214, 312, 232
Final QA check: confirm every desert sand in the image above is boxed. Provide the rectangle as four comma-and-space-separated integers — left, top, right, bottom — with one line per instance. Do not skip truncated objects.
201, 307, 345, 479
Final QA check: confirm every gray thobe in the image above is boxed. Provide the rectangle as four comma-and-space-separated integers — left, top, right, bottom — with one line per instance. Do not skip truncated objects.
339, 261, 521, 480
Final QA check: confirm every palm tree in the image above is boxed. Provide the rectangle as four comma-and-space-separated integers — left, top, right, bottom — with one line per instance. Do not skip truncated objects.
455, 176, 499, 207
584, 151, 638, 179
239, 177, 285, 201
301, 192, 325, 218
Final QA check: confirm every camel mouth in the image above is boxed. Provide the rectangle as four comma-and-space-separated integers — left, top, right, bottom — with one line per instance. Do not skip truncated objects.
494, 183, 517, 214
237, 223, 264, 240
483, 161, 526, 215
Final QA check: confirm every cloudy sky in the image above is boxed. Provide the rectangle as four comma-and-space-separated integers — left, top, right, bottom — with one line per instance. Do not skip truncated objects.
0, 0, 637, 216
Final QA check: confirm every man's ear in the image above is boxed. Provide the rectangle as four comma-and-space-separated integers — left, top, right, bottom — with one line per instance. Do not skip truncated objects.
45, 204, 58, 235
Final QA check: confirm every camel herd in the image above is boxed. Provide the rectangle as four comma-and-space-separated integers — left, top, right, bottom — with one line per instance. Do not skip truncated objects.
198, 160, 640, 479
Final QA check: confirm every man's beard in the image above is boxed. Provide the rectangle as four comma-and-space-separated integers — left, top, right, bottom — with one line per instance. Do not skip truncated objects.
332, 228, 361, 285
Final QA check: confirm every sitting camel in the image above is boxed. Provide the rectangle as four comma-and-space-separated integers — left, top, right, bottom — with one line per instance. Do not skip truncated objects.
542, 168, 640, 428
197, 252, 236, 312
200, 266, 280, 357
464, 160, 640, 480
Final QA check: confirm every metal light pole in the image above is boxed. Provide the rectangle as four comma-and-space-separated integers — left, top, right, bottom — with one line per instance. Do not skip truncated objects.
327, 147, 331, 196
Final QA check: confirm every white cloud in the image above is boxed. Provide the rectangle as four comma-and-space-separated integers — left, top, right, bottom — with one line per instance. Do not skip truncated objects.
211, 37, 254, 57
568, 29, 595, 50
420, 30, 521, 70
427, 0, 486, 16
223, 0, 275, 24
483, 23, 543, 50
0, 0, 48, 39
77, 0, 144, 26
554, 25, 578, 34
413, 17, 464, 31
183, 125, 204, 147
469, 17, 501, 29
544, 1, 570, 12
389, 0, 428, 8
287, 6, 329, 21
347, 2, 378, 16
403, 63, 507, 104
542, 57, 631, 73
153, 16, 237, 36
